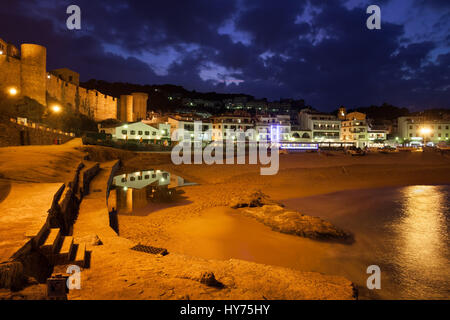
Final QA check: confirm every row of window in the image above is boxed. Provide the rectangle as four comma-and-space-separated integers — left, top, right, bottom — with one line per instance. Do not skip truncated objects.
120, 172, 169, 182
341, 122, 366, 127
183, 124, 210, 131
342, 134, 367, 140
409, 133, 449, 138
212, 124, 253, 129
409, 125, 449, 130
313, 125, 340, 129
343, 128, 366, 133
121, 130, 157, 136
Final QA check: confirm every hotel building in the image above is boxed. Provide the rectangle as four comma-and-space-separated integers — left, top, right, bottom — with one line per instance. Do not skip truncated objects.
340, 112, 369, 148
210, 113, 254, 141
298, 109, 341, 144
255, 115, 291, 142
398, 116, 450, 145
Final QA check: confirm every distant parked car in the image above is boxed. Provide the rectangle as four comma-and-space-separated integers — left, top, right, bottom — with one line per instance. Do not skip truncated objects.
345, 146, 366, 156
379, 146, 398, 154
436, 144, 450, 154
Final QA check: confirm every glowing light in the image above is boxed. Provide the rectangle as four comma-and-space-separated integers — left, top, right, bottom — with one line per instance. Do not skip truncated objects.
8, 87, 18, 96
47, 74, 51, 79
280, 143, 319, 150
51, 105, 61, 113
0, 50, 3, 55
420, 127, 431, 135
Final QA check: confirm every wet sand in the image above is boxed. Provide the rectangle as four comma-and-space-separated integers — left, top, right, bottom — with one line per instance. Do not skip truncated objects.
117, 151, 450, 299
165, 206, 339, 270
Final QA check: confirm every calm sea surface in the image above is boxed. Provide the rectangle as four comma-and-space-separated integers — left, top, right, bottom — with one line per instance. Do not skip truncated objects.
283, 185, 450, 299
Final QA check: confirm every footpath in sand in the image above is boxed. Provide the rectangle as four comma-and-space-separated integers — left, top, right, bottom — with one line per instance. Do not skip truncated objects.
0, 140, 86, 263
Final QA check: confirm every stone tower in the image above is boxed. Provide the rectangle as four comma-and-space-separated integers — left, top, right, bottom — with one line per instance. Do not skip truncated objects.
119, 93, 149, 122
131, 92, 148, 121
119, 95, 133, 122
20, 44, 47, 106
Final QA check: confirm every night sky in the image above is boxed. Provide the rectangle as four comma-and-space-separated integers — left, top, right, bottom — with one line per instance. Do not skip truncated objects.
1, 0, 449, 111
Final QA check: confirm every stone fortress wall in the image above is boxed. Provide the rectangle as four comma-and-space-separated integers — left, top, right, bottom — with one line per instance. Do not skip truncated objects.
0, 39, 119, 121
46, 70, 118, 121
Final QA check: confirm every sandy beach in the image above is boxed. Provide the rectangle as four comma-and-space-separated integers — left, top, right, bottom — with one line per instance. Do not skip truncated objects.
1, 142, 450, 299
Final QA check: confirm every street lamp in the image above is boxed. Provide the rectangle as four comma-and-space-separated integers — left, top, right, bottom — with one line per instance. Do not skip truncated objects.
8, 87, 18, 96
420, 127, 432, 146
51, 105, 62, 113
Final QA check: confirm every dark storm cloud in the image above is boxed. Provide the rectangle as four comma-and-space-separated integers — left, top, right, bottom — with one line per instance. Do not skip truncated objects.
0, 0, 448, 110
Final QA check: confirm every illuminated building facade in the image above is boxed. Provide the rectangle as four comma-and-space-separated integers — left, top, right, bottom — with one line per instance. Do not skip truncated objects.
398, 116, 450, 145
340, 112, 369, 148
298, 109, 341, 143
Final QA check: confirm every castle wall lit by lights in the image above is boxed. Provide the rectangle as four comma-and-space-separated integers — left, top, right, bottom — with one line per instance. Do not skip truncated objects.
0, 37, 148, 122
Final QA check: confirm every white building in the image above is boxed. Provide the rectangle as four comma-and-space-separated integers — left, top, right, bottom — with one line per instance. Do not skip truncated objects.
114, 121, 170, 141
211, 114, 253, 141
166, 115, 212, 142
398, 116, 450, 145
298, 109, 341, 143
255, 115, 291, 141
368, 129, 388, 142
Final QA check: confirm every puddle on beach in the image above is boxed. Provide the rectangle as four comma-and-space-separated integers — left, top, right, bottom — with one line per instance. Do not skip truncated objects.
107, 169, 196, 216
